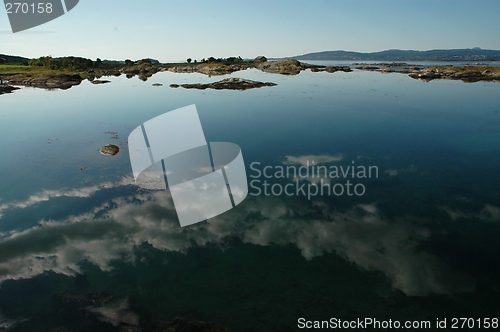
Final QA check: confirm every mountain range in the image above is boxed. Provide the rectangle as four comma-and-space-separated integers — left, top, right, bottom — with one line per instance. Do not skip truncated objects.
283, 48, 500, 61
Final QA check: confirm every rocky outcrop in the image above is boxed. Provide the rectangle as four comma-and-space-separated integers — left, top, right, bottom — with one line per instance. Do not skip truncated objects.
9, 74, 83, 90
197, 64, 249, 75
408, 67, 500, 82
166, 63, 250, 76
325, 66, 352, 73
355, 65, 380, 70
353, 63, 500, 83
171, 77, 277, 90
0, 85, 20, 95
167, 60, 346, 76
99, 144, 120, 156
259, 59, 306, 75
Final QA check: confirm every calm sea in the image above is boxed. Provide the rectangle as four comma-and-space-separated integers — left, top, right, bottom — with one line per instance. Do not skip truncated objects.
0, 66, 499, 331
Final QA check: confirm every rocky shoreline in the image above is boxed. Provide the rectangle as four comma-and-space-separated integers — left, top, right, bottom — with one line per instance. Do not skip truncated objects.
0, 84, 20, 95
408, 67, 500, 82
0, 60, 345, 94
353, 62, 500, 82
8, 74, 83, 90
2, 60, 499, 95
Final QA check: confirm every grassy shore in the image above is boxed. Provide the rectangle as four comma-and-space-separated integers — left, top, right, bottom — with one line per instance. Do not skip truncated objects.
0, 63, 119, 81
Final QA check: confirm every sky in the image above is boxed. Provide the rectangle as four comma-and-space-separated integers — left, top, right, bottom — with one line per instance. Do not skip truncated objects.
1, 0, 500, 62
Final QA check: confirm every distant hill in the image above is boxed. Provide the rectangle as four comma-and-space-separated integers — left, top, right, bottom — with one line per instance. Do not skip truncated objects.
0, 54, 29, 63
284, 48, 500, 61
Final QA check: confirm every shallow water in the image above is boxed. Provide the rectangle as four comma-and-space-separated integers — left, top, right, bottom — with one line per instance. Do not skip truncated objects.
0, 68, 499, 331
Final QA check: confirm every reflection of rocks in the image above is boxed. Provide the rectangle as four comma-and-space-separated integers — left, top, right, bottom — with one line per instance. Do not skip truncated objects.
172, 78, 277, 91
0, 85, 20, 95
91, 80, 111, 84
311, 66, 351, 73
121, 64, 162, 80
99, 144, 120, 156
9, 74, 83, 90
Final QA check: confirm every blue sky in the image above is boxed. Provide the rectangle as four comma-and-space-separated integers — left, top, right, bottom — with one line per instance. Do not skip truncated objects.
1, 0, 500, 62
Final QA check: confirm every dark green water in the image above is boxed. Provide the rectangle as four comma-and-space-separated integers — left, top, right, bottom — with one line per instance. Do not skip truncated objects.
0, 68, 499, 331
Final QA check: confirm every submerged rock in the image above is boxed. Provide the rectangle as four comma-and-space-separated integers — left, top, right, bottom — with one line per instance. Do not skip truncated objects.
99, 144, 120, 156
172, 77, 277, 90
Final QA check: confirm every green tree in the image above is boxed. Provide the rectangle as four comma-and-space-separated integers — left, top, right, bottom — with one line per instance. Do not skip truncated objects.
137, 59, 152, 65
187, 58, 192, 63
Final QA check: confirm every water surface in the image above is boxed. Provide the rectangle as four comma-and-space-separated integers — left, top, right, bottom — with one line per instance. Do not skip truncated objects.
0, 68, 499, 331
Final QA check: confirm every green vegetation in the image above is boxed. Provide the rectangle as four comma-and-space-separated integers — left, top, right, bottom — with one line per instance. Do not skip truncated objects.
0, 63, 61, 78
0, 56, 127, 82
27, 56, 96, 70
188, 56, 247, 64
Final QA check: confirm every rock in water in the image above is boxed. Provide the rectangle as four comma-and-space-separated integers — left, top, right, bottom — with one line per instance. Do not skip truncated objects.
99, 144, 120, 156
171, 78, 277, 91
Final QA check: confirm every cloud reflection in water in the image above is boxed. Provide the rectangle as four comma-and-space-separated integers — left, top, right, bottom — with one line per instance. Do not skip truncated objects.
0, 179, 480, 296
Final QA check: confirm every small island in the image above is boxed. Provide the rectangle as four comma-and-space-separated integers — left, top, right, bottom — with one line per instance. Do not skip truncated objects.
170, 78, 277, 91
